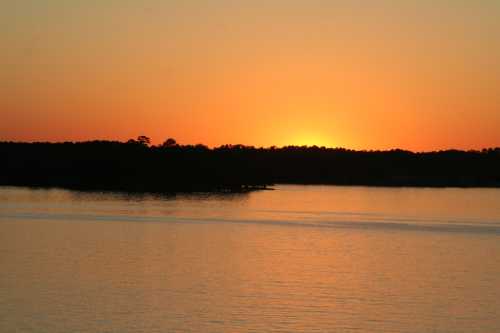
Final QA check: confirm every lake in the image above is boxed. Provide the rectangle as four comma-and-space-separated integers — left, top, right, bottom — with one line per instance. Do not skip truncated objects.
1, 185, 500, 332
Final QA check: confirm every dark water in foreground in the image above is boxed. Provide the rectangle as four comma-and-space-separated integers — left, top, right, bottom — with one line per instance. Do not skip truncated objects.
1, 185, 500, 332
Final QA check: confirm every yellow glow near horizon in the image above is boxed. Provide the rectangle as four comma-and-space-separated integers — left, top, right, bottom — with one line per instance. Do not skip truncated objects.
288, 132, 333, 148
1, 1, 499, 151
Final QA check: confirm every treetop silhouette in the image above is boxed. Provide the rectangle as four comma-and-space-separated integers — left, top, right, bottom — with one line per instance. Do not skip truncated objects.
1, 139, 499, 192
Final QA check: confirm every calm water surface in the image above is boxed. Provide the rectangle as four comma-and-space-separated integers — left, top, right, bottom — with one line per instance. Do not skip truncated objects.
1, 185, 500, 332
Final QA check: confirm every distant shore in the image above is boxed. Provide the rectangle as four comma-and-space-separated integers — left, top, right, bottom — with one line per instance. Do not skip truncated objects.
1, 140, 499, 192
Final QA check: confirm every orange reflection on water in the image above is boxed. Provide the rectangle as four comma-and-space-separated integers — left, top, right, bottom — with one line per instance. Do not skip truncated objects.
1, 186, 500, 331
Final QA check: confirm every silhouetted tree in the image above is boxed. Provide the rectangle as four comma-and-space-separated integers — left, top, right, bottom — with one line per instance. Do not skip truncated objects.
137, 136, 151, 146
0, 140, 499, 193
162, 138, 177, 147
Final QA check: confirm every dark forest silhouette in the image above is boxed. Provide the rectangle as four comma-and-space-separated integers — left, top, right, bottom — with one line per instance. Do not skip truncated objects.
1, 137, 500, 192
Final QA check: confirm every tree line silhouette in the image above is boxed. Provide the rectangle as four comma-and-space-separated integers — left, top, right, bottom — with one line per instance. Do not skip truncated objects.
1, 137, 499, 192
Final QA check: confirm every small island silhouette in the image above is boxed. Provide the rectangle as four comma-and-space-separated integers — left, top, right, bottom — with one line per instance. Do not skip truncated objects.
1, 137, 499, 193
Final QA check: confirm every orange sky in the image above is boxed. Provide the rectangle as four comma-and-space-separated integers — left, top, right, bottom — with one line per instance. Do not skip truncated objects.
1, 1, 500, 151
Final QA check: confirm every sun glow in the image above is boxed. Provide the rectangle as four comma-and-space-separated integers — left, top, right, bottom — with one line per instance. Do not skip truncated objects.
1, 1, 499, 150
289, 132, 333, 148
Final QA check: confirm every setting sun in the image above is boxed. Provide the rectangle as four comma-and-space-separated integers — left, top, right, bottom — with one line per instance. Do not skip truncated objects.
289, 132, 333, 148
1, 1, 499, 150
2, 1, 500, 332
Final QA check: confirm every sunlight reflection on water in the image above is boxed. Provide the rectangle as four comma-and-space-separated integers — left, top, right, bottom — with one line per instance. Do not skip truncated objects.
1, 185, 500, 332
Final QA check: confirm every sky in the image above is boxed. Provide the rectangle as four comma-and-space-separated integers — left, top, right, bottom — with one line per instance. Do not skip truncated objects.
1, 0, 500, 150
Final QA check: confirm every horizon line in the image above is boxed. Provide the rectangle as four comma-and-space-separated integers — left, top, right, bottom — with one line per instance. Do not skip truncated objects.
1, 139, 499, 154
